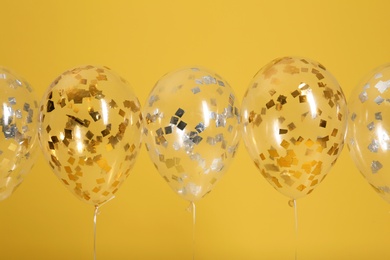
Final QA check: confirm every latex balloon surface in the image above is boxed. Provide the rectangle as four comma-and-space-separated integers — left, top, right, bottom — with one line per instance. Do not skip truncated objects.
0, 67, 38, 200
38, 65, 142, 206
143, 67, 241, 202
242, 57, 347, 199
348, 63, 390, 203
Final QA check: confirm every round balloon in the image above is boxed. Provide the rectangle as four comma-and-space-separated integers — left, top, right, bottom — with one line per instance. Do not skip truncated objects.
241, 57, 348, 199
0, 67, 38, 200
38, 65, 142, 206
143, 67, 241, 202
348, 63, 390, 203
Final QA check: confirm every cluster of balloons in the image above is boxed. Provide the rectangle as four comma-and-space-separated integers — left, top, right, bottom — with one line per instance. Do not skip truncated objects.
2, 57, 390, 209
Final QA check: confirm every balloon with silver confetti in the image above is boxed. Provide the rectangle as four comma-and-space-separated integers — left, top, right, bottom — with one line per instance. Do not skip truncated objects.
0, 67, 38, 200
143, 67, 241, 202
348, 63, 390, 203
38, 65, 142, 206
242, 57, 348, 200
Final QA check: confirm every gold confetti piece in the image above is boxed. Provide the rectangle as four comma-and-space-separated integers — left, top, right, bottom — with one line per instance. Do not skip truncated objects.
269, 89, 276, 96
66, 88, 90, 103
280, 140, 290, 149
118, 109, 125, 117
266, 99, 275, 109
279, 129, 288, 135
264, 164, 279, 172
297, 184, 306, 191
312, 162, 322, 175
96, 74, 107, 81
316, 73, 324, 80
305, 149, 314, 156
292, 171, 302, 179
284, 65, 300, 75
268, 149, 279, 158
68, 173, 78, 181
305, 139, 314, 147
287, 122, 296, 131
277, 157, 292, 167
301, 163, 311, 174
165, 159, 175, 168
96, 178, 105, 184
327, 146, 335, 155
291, 90, 300, 98
175, 165, 184, 173
263, 67, 278, 79
111, 181, 120, 187
271, 177, 283, 188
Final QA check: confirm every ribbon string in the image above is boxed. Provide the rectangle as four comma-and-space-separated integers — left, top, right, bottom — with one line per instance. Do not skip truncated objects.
293, 199, 298, 260
187, 202, 196, 260
94, 205, 99, 260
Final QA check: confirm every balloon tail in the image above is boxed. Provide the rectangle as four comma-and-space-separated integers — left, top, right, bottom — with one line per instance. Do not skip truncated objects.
93, 205, 100, 260
187, 202, 196, 260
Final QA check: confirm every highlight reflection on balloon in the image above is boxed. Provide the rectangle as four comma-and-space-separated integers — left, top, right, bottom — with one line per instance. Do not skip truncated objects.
143, 67, 241, 202
242, 57, 348, 200
0, 67, 38, 201
38, 65, 142, 206
348, 63, 390, 203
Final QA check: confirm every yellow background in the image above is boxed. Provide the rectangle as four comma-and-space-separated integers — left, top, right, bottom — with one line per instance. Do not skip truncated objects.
1, 0, 390, 259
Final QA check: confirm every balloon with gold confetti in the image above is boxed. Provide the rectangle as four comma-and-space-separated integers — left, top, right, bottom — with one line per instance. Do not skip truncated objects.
143, 67, 241, 202
348, 63, 390, 203
0, 67, 38, 201
241, 57, 347, 200
38, 65, 142, 206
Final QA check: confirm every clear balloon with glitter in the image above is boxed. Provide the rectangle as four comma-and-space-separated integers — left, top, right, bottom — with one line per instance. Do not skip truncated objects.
348, 63, 390, 203
38, 65, 143, 207
143, 67, 241, 202
241, 57, 348, 200
38, 65, 143, 259
0, 67, 38, 201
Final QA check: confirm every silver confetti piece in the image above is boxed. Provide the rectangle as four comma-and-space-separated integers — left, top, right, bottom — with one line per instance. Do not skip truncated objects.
374, 95, 385, 105
375, 80, 390, 94
351, 112, 357, 121
371, 160, 383, 174
367, 122, 375, 131
359, 91, 368, 103
368, 139, 379, 153
375, 112, 382, 120
191, 87, 201, 94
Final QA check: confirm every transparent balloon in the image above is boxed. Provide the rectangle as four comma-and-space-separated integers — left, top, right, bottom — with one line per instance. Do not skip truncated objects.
348, 63, 390, 203
0, 67, 38, 200
242, 57, 348, 200
38, 65, 142, 206
143, 67, 241, 202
